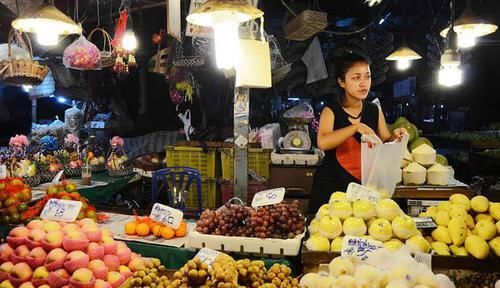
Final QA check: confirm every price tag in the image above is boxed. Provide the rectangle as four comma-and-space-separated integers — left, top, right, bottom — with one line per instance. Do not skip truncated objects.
251, 188, 285, 208
346, 183, 381, 204
413, 217, 437, 229
341, 236, 384, 262
52, 170, 64, 184
414, 251, 432, 270
40, 199, 83, 222
149, 203, 184, 229
0, 164, 6, 179
194, 248, 220, 265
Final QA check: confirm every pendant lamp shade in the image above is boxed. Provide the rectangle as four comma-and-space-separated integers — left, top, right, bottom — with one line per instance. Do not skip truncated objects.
386, 46, 422, 61
440, 6, 497, 38
11, 4, 82, 36
186, 0, 263, 27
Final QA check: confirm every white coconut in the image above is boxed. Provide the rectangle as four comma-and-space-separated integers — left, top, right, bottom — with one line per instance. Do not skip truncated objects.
426, 163, 450, 186
411, 144, 436, 167
402, 162, 426, 185
401, 148, 413, 168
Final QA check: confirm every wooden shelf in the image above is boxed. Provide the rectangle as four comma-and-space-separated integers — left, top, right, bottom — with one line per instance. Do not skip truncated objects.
301, 248, 500, 273
393, 186, 475, 199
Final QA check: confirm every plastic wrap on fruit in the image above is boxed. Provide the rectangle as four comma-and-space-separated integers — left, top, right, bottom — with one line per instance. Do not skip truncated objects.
63, 35, 101, 70
65, 106, 84, 137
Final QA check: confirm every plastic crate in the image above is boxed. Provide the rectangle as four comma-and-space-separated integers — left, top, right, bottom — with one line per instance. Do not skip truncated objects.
220, 179, 268, 204
186, 178, 219, 209
166, 146, 219, 178
221, 148, 272, 180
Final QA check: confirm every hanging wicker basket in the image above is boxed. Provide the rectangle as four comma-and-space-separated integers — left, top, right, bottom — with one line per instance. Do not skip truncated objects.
87, 28, 115, 68
0, 30, 49, 86
107, 165, 134, 177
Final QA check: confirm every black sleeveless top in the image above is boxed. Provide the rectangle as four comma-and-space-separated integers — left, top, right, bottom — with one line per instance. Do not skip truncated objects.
309, 98, 379, 212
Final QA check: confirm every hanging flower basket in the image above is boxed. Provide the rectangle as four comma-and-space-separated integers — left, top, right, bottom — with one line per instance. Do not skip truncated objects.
87, 28, 115, 68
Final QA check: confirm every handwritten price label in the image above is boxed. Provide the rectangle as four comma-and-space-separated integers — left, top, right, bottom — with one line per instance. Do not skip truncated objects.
40, 199, 83, 222
194, 248, 220, 265
149, 203, 184, 229
346, 183, 381, 204
251, 188, 285, 208
0, 164, 6, 179
341, 236, 384, 262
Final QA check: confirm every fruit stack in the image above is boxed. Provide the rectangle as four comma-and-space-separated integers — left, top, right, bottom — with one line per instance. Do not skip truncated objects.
167, 253, 300, 288
9, 159, 40, 187
419, 194, 500, 259
196, 200, 305, 239
20, 182, 105, 223
107, 136, 133, 177
299, 249, 455, 288
0, 218, 151, 288
122, 258, 169, 288
0, 178, 32, 225
36, 154, 63, 183
124, 217, 187, 240
305, 192, 430, 254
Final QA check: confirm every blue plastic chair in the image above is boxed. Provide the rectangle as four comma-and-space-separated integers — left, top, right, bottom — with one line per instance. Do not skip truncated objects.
151, 167, 202, 214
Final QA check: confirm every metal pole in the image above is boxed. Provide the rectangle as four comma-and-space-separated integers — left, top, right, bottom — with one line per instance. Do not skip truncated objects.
233, 86, 249, 203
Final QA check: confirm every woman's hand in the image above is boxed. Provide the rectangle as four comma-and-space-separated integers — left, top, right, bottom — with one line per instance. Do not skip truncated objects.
392, 128, 407, 142
356, 123, 377, 136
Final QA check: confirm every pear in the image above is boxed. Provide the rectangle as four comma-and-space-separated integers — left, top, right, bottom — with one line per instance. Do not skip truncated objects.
465, 235, 489, 259
316, 204, 330, 220
391, 216, 417, 240
329, 192, 347, 203
475, 213, 494, 223
431, 241, 450, 255
433, 210, 450, 226
369, 219, 393, 242
384, 239, 404, 251
490, 202, 500, 221
330, 201, 352, 220
405, 235, 431, 253
375, 199, 401, 221
489, 237, 500, 257
474, 220, 496, 241
330, 237, 343, 252
329, 257, 354, 277
449, 205, 467, 219
449, 244, 468, 256
448, 218, 467, 246
342, 217, 366, 237
449, 194, 470, 211
431, 226, 452, 244
318, 215, 343, 240
465, 214, 475, 230
352, 200, 375, 220
305, 234, 331, 252
299, 273, 319, 288
332, 275, 356, 288
308, 219, 319, 234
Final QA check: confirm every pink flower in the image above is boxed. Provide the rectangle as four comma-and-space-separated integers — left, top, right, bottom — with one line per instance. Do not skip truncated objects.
110, 136, 124, 148
64, 134, 80, 145
9, 134, 29, 148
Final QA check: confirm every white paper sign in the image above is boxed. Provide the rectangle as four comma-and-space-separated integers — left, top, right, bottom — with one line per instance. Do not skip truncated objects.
149, 203, 184, 229
413, 217, 437, 229
341, 236, 384, 261
251, 188, 285, 208
414, 251, 432, 270
52, 170, 64, 184
194, 247, 220, 265
0, 164, 6, 179
346, 183, 381, 204
40, 199, 83, 222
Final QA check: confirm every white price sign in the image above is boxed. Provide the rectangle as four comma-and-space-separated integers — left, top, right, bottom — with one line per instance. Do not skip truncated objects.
251, 188, 285, 208
341, 236, 384, 262
0, 164, 6, 179
40, 199, 83, 222
194, 248, 220, 265
346, 183, 381, 204
149, 203, 184, 230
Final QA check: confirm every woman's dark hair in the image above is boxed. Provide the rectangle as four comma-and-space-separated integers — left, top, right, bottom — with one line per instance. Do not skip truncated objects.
333, 50, 371, 81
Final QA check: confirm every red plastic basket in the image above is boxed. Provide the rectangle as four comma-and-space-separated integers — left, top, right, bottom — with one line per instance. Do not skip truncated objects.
220, 179, 268, 204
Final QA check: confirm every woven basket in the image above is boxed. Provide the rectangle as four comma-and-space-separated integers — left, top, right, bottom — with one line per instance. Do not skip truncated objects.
65, 167, 82, 177
91, 162, 106, 172
23, 175, 40, 187
40, 171, 60, 182
107, 165, 134, 177
0, 30, 49, 85
87, 28, 115, 68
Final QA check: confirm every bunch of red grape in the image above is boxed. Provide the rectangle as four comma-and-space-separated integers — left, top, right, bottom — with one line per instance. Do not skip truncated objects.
196, 200, 305, 239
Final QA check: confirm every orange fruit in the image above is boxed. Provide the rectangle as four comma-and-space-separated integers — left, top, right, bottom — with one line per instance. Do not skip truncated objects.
161, 226, 175, 239
174, 225, 187, 237
136, 223, 151, 236
124, 221, 137, 235
151, 224, 163, 237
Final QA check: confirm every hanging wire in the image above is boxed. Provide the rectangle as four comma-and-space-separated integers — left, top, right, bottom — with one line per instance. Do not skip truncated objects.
73, 0, 79, 23
97, 0, 101, 27
15, 0, 20, 16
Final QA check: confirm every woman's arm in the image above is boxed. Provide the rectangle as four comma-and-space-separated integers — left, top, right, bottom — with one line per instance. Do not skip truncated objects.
317, 107, 360, 151
377, 109, 406, 142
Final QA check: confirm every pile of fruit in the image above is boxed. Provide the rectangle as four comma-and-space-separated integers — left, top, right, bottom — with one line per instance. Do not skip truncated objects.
0, 178, 32, 225
0, 218, 151, 288
439, 130, 500, 142
299, 249, 455, 288
167, 254, 300, 288
36, 154, 63, 182
196, 200, 305, 239
305, 192, 430, 254
419, 194, 500, 259
124, 216, 187, 239
20, 182, 105, 223
122, 258, 169, 288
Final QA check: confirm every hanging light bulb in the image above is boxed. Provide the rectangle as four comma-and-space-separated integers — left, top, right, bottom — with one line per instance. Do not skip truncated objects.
440, 0, 498, 49
439, 8, 462, 87
438, 65, 462, 87
186, 0, 263, 70
122, 30, 137, 51
396, 59, 410, 70
11, 4, 81, 46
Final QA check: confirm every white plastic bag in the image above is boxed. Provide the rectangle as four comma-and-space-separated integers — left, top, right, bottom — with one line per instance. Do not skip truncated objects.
361, 133, 408, 198
63, 35, 101, 70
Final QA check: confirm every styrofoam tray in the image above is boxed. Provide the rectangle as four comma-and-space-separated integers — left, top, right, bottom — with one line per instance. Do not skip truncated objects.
186, 230, 305, 256
271, 152, 319, 166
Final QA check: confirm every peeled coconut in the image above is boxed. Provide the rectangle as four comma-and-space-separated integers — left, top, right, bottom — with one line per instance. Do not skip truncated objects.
436, 154, 449, 166
403, 162, 426, 185
401, 149, 413, 168
396, 169, 403, 185
426, 164, 450, 186
412, 144, 436, 167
